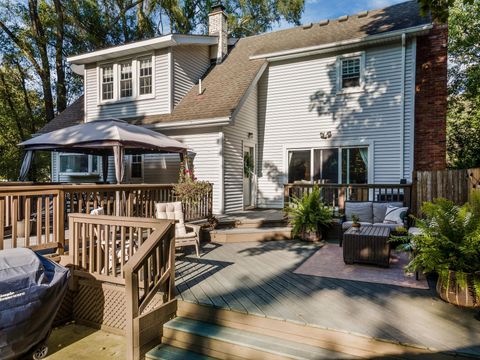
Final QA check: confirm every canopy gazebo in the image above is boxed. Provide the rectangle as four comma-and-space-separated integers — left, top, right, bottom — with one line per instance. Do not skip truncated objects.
19, 118, 189, 184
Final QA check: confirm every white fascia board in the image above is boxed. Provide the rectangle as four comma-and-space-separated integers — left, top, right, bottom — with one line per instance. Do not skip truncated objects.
67, 34, 218, 65
250, 24, 433, 62
142, 116, 231, 130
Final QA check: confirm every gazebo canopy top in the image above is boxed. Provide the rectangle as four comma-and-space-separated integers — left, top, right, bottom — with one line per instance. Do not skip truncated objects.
19, 118, 188, 155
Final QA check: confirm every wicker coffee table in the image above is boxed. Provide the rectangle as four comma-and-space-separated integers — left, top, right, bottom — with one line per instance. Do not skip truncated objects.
343, 226, 391, 267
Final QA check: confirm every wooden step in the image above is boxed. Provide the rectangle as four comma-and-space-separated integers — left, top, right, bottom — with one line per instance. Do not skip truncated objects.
161, 317, 354, 360
210, 227, 292, 243
176, 301, 456, 360
146, 344, 217, 360
216, 218, 288, 229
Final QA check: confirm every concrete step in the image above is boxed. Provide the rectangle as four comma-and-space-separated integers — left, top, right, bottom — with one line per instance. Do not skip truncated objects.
146, 344, 217, 360
161, 317, 355, 360
210, 226, 292, 243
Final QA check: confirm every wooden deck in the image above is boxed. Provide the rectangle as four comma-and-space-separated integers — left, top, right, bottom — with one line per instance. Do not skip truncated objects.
175, 240, 480, 358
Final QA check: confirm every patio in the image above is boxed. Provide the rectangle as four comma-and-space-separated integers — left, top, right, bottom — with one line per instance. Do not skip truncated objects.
175, 240, 480, 358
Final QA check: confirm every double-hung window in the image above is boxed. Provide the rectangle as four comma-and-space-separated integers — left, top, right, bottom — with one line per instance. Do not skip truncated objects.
139, 58, 153, 96
101, 65, 114, 101
98, 54, 154, 103
130, 155, 143, 179
120, 61, 133, 98
337, 52, 364, 92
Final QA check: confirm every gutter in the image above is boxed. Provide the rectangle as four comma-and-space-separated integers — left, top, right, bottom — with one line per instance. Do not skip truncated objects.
142, 116, 231, 130
250, 24, 433, 62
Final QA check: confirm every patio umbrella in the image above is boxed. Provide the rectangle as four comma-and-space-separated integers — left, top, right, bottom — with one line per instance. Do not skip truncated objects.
19, 118, 189, 184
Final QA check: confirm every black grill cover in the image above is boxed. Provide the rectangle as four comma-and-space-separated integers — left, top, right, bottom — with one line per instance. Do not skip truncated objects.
0, 248, 70, 359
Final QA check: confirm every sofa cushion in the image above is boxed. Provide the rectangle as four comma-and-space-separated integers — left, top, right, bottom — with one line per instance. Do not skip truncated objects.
345, 202, 373, 223
372, 202, 404, 223
342, 221, 373, 231
155, 201, 187, 237
372, 223, 401, 231
383, 205, 408, 224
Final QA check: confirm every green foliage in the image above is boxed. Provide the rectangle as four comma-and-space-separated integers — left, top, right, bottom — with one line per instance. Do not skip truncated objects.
173, 160, 211, 205
417, 0, 474, 23
243, 152, 254, 177
407, 194, 480, 277
284, 186, 333, 238
351, 214, 360, 224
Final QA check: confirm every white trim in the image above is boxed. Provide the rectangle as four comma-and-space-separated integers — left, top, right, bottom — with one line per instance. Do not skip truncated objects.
335, 51, 365, 94
67, 34, 217, 64
410, 37, 417, 178
143, 116, 231, 130
137, 55, 156, 100
250, 24, 433, 62
218, 131, 225, 214
168, 49, 173, 113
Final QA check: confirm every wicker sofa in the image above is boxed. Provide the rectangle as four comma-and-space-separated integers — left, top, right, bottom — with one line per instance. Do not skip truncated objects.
341, 201, 409, 233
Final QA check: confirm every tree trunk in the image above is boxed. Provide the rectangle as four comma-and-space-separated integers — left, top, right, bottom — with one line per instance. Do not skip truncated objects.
54, 0, 67, 113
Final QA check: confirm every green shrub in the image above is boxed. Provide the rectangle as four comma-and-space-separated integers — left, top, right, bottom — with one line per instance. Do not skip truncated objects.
284, 185, 333, 238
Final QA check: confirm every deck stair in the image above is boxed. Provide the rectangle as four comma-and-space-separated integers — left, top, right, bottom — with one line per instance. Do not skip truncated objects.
209, 209, 292, 243
146, 300, 459, 360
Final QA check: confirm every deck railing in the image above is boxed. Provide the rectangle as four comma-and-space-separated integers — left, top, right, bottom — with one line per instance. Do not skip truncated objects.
284, 183, 413, 212
69, 213, 176, 360
0, 183, 212, 251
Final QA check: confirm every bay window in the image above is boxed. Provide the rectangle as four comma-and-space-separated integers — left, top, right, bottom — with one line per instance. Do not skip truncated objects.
59, 154, 99, 174
287, 147, 368, 184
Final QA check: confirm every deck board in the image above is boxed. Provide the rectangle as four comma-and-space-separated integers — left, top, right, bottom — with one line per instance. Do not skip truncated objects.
175, 240, 480, 356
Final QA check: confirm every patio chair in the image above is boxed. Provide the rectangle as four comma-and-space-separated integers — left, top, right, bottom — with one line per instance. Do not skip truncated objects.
154, 201, 201, 257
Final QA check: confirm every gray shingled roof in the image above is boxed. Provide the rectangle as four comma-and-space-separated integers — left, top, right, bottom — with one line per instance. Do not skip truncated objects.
39, 1, 430, 133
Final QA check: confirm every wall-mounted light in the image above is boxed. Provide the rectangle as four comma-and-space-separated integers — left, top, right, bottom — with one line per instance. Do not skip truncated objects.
247, 132, 254, 139
320, 131, 332, 139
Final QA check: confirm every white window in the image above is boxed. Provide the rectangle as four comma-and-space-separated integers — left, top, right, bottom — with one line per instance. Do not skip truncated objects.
287, 147, 368, 184
98, 54, 154, 104
139, 58, 153, 95
120, 61, 133, 98
130, 154, 143, 178
337, 53, 364, 92
101, 65, 114, 100
59, 154, 99, 174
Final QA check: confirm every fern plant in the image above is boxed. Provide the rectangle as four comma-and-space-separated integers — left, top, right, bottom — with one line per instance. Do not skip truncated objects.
284, 185, 333, 240
407, 192, 480, 299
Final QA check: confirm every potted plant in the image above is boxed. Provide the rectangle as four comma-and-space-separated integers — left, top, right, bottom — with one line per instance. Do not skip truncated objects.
351, 214, 361, 230
285, 185, 333, 242
405, 194, 480, 307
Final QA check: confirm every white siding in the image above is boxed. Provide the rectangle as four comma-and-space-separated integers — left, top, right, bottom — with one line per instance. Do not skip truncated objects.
85, 49, 170, 120
257, 41, 415, 208
223, 87, 258, 213
173, 45, 211, 106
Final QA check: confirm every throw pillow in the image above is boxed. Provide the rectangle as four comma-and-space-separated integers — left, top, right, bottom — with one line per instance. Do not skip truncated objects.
383, 205, 408, 224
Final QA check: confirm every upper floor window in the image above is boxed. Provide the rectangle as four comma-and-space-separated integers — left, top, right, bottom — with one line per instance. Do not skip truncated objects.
337, 52, 364, 92
101, 65, 114, 101
341, 57, 360, 88
98, 54, 154, 104
139, 58, 153, 95
120, 61, 133, 98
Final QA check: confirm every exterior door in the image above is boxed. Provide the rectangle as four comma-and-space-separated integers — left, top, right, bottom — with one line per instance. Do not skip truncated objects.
243, 146, 255, 209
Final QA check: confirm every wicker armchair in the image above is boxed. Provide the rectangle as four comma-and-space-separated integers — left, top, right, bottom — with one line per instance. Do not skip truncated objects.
154, 201, 201, 257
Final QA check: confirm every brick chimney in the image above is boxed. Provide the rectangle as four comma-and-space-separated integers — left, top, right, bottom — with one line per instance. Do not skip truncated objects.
208, 3, 228, 63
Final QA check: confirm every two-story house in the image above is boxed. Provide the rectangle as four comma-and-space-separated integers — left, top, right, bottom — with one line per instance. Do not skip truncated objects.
40, 0, 447, 215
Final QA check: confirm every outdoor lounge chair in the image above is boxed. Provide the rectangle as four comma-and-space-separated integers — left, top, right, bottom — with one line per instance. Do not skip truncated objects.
154, 201, 201, 257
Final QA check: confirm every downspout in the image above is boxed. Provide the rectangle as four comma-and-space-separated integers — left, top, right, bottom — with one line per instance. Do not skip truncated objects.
400, 33, 406, 180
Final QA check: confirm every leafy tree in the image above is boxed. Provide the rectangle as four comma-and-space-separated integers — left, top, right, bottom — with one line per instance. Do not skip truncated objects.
417, 0, 475, 23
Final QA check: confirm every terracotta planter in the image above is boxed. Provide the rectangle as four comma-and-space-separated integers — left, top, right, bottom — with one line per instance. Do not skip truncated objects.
300, 230, 321, 242
436, 270, 479, 308
351, 223, 361, 231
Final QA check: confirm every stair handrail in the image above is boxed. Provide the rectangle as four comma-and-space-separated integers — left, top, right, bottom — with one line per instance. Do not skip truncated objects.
124, 219, 176, 360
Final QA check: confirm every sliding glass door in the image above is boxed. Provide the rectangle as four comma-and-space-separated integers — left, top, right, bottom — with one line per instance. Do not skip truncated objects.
287, 146, 368, 184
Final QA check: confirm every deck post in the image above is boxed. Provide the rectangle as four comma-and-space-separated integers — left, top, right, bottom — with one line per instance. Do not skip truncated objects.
57, 190, 65, 254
